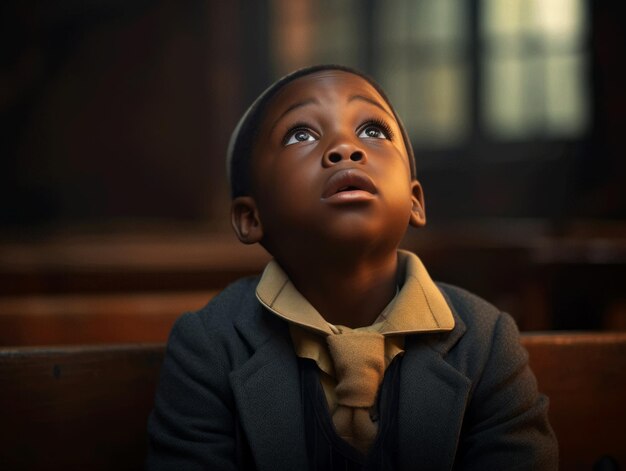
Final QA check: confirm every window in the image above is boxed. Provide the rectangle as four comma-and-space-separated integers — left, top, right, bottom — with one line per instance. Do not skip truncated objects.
268, 0, 589, 148
376, 0, 469, 147
481, 0, 589, 138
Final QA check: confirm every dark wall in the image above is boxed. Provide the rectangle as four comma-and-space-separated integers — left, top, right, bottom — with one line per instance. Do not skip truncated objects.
1, 0, 248, 229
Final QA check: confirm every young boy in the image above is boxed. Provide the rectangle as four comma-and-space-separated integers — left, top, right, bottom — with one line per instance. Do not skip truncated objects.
147, 65, 558, 470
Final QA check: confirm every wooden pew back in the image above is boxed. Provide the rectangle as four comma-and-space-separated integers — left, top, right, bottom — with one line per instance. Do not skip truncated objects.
0, 291, 216, 346
0, 344, 164, 471
524, 332, 626, 470
0, 333, 624, 470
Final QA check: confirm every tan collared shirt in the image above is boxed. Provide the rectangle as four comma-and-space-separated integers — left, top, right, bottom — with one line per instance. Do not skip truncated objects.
256, 249, 455, 412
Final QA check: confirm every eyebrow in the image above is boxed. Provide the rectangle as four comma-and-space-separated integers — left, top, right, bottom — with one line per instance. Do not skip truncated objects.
348, 94, 394, 120
269, 98, 318, 134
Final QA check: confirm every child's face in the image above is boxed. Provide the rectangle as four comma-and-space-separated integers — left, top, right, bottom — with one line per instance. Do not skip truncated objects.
234, 70, 425, 255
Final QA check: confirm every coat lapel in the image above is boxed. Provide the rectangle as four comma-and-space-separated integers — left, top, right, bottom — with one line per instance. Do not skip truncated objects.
226, 280, 471, 470
229, 308, 308, 471
397, 318, 471, 471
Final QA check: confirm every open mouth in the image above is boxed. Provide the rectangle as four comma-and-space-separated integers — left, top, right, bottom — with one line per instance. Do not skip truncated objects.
321, 169, 377, 200
337, 185, 361, 192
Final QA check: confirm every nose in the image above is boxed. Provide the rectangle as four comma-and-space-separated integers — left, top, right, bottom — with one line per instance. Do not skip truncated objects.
322, 140, 366, 167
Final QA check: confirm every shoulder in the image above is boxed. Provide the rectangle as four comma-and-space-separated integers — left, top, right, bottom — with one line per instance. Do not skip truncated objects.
436, 282, 505, 337
165, 276, 264, 362
433, 282, 525, 376
201, 275, 260, 318
434, 284, 558, 467
173, 276, 261, 334
167, 275, 290, 363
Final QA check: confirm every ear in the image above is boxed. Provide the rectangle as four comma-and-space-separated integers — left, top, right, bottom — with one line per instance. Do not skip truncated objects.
231, 196, 264, 244
409, 180, 426, 228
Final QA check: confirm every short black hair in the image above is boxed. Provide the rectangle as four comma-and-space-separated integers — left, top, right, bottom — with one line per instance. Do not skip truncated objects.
226, 64, 416, 199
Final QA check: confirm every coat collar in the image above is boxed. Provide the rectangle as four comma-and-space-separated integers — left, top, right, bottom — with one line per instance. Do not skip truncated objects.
255, 250, 455, 336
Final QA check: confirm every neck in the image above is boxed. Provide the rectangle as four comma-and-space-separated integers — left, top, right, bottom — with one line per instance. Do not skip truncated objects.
277, 249, 400, 329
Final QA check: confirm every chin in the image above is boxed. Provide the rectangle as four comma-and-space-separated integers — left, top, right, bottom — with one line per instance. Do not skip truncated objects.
321, 222, 405, 253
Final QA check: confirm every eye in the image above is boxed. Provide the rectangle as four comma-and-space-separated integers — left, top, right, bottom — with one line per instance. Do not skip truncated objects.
284, 128, 318, 146
359, 126, 387, 139
357, 119, 393, 140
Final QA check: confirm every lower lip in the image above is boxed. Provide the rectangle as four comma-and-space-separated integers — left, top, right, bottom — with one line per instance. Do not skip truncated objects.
322, 190, 376, 204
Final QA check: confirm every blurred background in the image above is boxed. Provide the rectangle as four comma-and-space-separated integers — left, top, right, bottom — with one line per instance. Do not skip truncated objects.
1, 0, 625, 346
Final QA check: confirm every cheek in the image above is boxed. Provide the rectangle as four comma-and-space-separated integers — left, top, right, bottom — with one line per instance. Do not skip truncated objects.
269, 154, 319, 194
255, 167, 314, 221
381, 173, 415, 216
376, 155, 413, 193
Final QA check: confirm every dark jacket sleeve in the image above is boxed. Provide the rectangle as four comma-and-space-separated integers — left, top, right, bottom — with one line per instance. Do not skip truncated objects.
146, 310, 239, 470
455, 312, 559, 470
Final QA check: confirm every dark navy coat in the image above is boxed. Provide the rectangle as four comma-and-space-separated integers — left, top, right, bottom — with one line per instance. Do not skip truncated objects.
147, 278, 558, 470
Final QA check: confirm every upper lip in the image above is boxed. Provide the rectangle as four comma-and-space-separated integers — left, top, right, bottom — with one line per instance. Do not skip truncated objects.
321, 168, 377, 199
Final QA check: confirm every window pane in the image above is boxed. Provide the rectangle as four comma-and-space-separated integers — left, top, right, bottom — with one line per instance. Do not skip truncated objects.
380, 64, 411, 122
379, 0, 410, 44
530, 0, 585, 40
483, 57, 529, 138
405, 64, 467, 145
482, 0, 527, 37
481, 0, 588, 139
410, 0, 467, 43
377, 0, 468, 147
545, 53, 588, 134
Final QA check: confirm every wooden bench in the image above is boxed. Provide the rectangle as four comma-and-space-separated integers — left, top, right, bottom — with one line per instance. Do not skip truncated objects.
523, 333, 626, 470
0, 344, 164, 471
3, 229, 625, 332
1, 333, 624, 470
0, 291, 217, 346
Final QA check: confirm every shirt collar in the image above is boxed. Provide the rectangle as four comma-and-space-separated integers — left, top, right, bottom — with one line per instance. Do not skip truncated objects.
256, 249, 454, 336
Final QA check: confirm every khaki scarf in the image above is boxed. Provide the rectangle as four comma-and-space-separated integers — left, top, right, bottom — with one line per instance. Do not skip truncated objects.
326, 329, 386, 454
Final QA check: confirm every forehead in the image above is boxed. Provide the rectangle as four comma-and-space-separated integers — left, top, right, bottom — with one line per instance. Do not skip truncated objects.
261, 70, 394, 125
